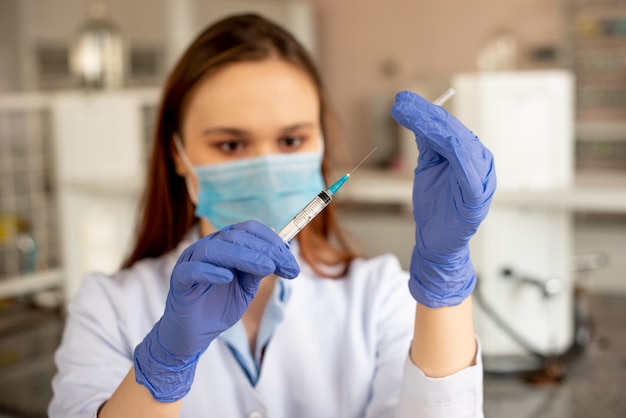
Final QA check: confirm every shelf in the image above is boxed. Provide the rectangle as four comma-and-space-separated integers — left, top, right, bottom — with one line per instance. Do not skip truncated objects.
0, 269, 63, 300
494, 186, 626, 213
338, 169, 626, 214
566, 0, 626, 124
576, 121, 626, 141
63, 179, 144, 196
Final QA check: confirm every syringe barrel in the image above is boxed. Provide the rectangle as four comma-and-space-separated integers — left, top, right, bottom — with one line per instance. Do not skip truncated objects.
278, 190, 333, 243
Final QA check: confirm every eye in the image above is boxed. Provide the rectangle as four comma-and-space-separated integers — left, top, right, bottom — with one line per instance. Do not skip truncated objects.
279, 135, 305, 150
215, 140, 246, 154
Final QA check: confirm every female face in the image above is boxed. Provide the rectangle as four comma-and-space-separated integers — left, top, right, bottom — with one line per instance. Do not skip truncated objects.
173, 58, 323, 234
175, 58, 322, 169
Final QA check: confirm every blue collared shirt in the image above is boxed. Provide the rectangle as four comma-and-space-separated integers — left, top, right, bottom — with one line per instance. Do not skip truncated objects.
218, 278, 292, 385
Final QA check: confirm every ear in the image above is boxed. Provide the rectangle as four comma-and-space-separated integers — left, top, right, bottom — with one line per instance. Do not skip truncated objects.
171, 135, 190, 176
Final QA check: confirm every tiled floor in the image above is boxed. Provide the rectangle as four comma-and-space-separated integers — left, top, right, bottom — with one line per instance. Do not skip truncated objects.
0, 293, 624, 417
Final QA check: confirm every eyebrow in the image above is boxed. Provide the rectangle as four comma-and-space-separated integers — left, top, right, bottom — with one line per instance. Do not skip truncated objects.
202, 127, 248, 137
202, 122, 315, 137
280, 122, 315, 134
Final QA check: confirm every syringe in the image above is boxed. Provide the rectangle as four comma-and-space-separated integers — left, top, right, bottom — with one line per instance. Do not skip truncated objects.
278, 147, 377, 243
277, 88, 456, 244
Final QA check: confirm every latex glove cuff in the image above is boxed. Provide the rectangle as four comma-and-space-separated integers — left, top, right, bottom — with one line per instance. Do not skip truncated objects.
409, 245, 477, 308
134, 321, 200, 402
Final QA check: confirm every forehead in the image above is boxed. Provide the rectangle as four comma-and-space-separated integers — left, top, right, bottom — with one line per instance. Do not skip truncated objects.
183, 59, 320, 128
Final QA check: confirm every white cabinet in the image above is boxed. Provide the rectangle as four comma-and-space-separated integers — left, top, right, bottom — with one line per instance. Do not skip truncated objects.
51, 88, 159, 301
453, 71, 576, 371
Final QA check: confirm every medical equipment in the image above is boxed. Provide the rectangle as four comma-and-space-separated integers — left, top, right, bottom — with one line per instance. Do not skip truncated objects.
278, 147, 377, 243
278, 88, 457, 244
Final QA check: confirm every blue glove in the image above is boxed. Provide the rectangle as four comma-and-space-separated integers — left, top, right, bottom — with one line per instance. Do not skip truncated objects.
134, 220, 300, 402
391, 91, 496, 308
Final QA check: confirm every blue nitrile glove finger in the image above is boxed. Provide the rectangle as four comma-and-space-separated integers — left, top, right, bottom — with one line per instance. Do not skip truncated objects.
391, 91, 496, 308
134, 220, 299, 402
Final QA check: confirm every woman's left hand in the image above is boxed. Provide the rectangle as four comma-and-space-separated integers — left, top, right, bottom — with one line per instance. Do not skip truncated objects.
391, 90, 496, 308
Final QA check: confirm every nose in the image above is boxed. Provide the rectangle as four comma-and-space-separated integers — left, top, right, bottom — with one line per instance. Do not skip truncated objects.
252, 138, 281, 157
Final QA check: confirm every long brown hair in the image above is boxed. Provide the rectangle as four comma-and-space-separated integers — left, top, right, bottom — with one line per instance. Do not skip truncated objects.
122, 13, 356, 277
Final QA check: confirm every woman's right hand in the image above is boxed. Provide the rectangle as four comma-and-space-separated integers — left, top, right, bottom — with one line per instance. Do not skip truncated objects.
133, 220, 300, 402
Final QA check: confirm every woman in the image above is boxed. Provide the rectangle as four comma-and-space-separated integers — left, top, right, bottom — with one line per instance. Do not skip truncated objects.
49, 13, 495, 418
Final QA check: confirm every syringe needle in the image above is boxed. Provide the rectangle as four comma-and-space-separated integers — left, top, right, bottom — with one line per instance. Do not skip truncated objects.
349, 146, 378, 175
327, 146, 378, 195
278, 147, 377, 243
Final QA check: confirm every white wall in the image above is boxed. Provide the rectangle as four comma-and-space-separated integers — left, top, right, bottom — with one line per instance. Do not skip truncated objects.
310, 0, 565, 156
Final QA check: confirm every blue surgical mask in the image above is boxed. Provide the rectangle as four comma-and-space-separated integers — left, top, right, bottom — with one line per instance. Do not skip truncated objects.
174, 137, 325, 230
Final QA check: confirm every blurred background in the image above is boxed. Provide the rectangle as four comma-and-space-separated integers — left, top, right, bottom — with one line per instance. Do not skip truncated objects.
0, 0, 625, 416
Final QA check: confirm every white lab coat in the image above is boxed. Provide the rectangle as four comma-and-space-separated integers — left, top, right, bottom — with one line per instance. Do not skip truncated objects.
49, 231, 483, 418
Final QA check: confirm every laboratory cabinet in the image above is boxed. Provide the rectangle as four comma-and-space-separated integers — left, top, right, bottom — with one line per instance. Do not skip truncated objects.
0, 88, 159, 304
0, 95, 62, 300
565, 0, 626, 124
565, 0, 626, 172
